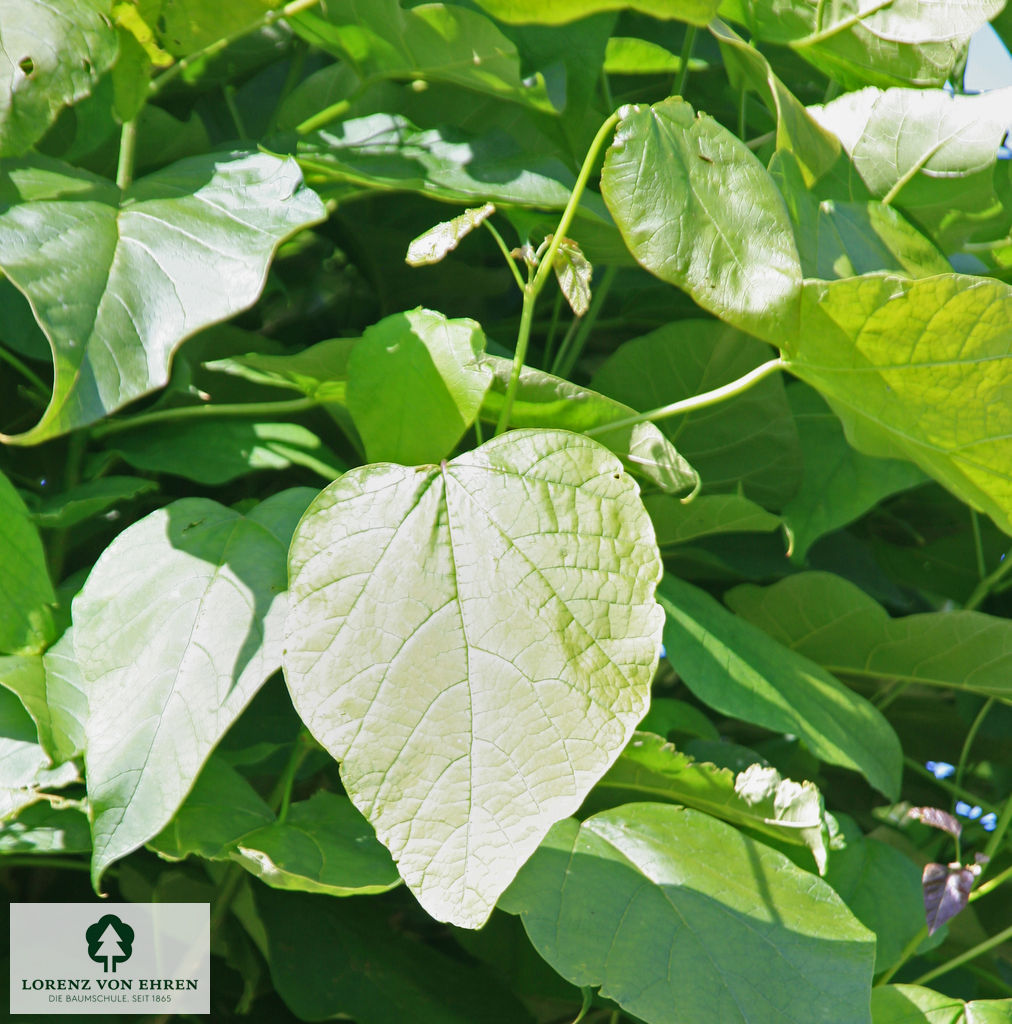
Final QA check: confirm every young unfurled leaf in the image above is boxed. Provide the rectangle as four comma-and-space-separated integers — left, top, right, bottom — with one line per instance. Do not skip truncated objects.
406, 204, 496, 266
283, 429, 663, 928
922, 860, 983, 934
550, 235, 592, 316
907, 806, 962, 838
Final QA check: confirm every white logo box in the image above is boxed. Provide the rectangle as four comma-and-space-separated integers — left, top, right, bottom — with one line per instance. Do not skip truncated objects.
10, 903, 209, 1016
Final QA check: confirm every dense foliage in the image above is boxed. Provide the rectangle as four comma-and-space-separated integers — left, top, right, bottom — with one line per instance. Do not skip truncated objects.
2, 1, 1012, 1021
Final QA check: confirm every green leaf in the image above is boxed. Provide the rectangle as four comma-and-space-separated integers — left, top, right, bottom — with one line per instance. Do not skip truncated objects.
258, 888, 535, 1024
601, 97, 802, 341
871, 985, 1012, 1023
478, 355, 698, 495
347, 309, 493, 465
645, 492, 781, 546
0, 468, 55, 654
147, 754, 274, 862
719, 0, 1003, 89
825, 815, 925, 975
290, 0, 554, 110
782, 385, 926, 560
0, 801, 90, 854
711, 19, 840, 185
0, 152, 325, 445
604, 36, 691, 74
157, 0, 277, 57
551, 235, 592, 316
75, 488, 315, 887
784, 275, 1012, 537
470, 0, 721, 27
231, 791, 401, 896
30, 476, 158, 529
639, 696, 719, 740
0, 0, 118, 157
500, 805, 875, 1024
725, 571, 1012, 701
590, 732, 833, 871
38, 627, 87, 763
102, 420, 345, 485
591, 321, 801, 508
284, 429, 663, 927
406, 204, 496, 267
658, 574, 902, 798
808, 86, 1012, 248
0, 654, 72, 767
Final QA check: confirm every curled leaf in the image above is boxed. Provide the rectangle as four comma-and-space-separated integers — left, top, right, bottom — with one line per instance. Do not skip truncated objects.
922, 860, 982, 934
406, 203, 495, 266
907, 806, 961, 838
550, 235, 592, 316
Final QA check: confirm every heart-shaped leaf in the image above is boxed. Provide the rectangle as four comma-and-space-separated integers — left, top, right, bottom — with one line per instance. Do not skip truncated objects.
871, 984, 1012, 1023
0, 152, 325, 444
284, 428, 663, 927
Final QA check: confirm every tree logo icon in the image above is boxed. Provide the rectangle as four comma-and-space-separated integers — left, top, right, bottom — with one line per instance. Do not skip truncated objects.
85, 914, 135, 973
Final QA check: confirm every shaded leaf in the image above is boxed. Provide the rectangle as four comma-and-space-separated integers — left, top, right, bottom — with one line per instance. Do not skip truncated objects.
785, 275, 1012, 537
0, 801, 90, 855
645, 492, 781, 546
923, 860, 981, 934
232, 791, 401, 896
103, 420, 345, 485
38, 627, 87, 763
147, 755, 274, 862
75, 488, 315, 886
500, 805, 875, 1024
157, 0, 278, 57
291, 0, 554, 110
551, 235, 592, 316
601, 97, 802, 341
0, 468, 55, 654
406, 203, 496, 266
284, 429, 663, 927
659, 574, 902, 798
479, 354, 698, 494
347, 308, 493, 465
0, 152, 325, 444
638, 696, 719, 740
30, 476, 158, 529
259, 888, 535, 1024
470, 0, 721, 27
591, 321, 801, 508
590, 731, 833, 871
908, 807, 962, 838
782, 384, 926, 560
725, 571, 1012, 701
871, 984, 1012, 1023
0, 0, 118, 157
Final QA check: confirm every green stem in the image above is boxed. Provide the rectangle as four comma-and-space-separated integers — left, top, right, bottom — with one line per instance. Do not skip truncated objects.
903, 757, 997, 809
265, 41, 308, 136
542, 290, 565, 370
0, 344, 49, 396
48, 430, 86, 582
971, 511, 987, 580
554, 265, 617, 379
970, 861, 1012, 903
570, 988, 595, 1024
209, 863, 246, 937
267, 731, 314, 823
91, 397, 318, 439
675, 27, 697, 96
981, 792, 1012, 865
150, 0, 323, 96
585, 358, 785, 437
295, 98, 351, 135
873, 680, 911, 710
910, 922, 1012, 987
954, 697, 995, 862
875, 925, 928, 987
495, 112, 621, 435
222, 84, 248, 139
737, 85, 748, 142
549, 316, 580, 377
484, 220, 526, 293
116, 119, 138, 191
965, 548, 1012, 610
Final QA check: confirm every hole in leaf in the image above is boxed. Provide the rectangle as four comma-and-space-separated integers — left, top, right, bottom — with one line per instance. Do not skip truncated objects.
18, 56, 34, 76
156, 14, 167, 33
82, 58, 92, 74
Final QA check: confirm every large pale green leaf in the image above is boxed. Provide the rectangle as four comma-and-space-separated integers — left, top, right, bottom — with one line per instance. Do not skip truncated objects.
0, 0, 118, 157
601, 98, 802, 341
291, 0, 553, 110
590, 321, 801, 508
588, 731, 833, 870
871, 985, 1012, 1023
157, 0, 277, 56
644, 492, 781, 545
102, 419, 345, 485
470, 0, 720, 26
719, 0, 1003, 89
785, 275, 1012, 537
231, 791, 401, 896
725, 571, 1012, 701
0, 468, 55, 654
658, 574, 902, 797
782, 385, 926, 560
500, 805, 875, 1024
0, 152, 325, 445
347, 309, 493, 465
38, 627, 87, 763
258, 888, 535, 1024
808, 86, 1012, 247
478, 355, 698, 494
75, 488, 315, 887
284, 429, 663, 927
